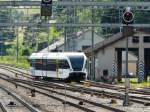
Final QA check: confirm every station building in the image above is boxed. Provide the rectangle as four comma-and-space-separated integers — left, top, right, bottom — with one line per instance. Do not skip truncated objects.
40, 29, 104, 52
84, 30, 150, 82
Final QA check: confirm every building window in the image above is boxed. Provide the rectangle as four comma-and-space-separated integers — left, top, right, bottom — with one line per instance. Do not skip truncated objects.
82, 45, 90, 50
132, 36, 139, 43
103, 69, 108, 76
144, 36, 150, 43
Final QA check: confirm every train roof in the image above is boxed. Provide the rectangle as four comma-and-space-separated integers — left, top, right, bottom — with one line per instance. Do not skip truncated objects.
29, 52, 87, 60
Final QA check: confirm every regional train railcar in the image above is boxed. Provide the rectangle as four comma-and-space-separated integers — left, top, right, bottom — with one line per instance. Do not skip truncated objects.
29, 52, 87, 82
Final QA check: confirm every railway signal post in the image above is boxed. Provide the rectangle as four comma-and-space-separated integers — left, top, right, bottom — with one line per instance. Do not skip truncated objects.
122, 7, 134, 106
41, 0, 52, 52
41, 0, 52, 17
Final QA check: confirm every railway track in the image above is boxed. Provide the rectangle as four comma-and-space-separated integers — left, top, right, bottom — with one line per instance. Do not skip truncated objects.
0, 85, 40, 112
0, 65, 32, 79
0, 63, 29, 71
0, 102, 7, 112
0, 70, 150, 106
86, 81, 150, 95
15, 78, 150, 105
0, 73, 125, 112
0, 64, 150, 105
1, 64, 150, 96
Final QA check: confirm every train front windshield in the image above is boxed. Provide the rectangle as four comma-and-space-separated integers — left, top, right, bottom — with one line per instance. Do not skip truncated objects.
69, 56, 84, 71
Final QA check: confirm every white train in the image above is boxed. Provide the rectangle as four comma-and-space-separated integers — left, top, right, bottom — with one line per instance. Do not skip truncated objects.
29, 52, 87, 82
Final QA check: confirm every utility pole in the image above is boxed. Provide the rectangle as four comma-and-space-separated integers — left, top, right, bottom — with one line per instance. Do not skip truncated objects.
0, 32, 2, 58
41, 0, 52, 52
64, 27, 67, 52
91, 0, 95, 80
124, 26, 129, 106
119, 0, 122, 32
16, 29, 19, 62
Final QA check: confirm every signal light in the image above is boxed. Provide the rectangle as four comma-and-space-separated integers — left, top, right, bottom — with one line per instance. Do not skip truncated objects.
41, 0, 52, 4
122, 7, 134, 24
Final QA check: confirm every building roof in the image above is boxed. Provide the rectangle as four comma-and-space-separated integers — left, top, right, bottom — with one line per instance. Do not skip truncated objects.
39, 37, 64, 53
84, 32, 123, 54
84, 30, 150, 55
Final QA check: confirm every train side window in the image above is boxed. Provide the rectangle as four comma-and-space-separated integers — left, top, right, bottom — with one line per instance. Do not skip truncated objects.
58, 60, 70, 69
46, 59, 56, 71
35, 59, 43, 70
42, 59, 47, 70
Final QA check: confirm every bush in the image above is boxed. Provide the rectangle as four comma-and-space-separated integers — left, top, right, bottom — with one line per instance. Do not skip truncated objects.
0, 56, 30, 69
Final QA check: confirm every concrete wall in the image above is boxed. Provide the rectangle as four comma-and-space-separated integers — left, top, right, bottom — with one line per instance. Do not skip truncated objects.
94, 46, 115, 80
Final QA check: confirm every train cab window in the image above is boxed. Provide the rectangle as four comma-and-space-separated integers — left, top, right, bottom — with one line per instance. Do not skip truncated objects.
46, 59, 56, 71
144, 36, 150, 43
69, 56, 84, 71
132, 36, 139, 43
58, 60, 70, 69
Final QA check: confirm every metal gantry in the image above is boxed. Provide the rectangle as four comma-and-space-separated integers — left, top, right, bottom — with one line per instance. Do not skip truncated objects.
0, 1, 150, 28
0, 1, 150, 8
0, 22, 150, 28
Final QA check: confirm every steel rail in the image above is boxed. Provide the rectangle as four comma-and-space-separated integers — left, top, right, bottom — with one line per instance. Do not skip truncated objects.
84, 81, 150, 95
1, 65, 150, 103
0, 72, 150, 107
0, 66, 32, 79
1, 64, 150, 102
22, 78, 150, 102
1, 64, 150, 100
0, 102, 8, 112
12, 77, 150, 105
0, 75, 98, 112
0, 86, 40, 112
9, 78, 126, 112
0, 63, 28, 71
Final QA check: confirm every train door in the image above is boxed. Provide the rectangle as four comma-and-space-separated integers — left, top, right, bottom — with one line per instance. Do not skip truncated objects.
86, 59, 92, 80
57, 59, 70, 79
30, 59, 36, 76
42, 54, 48, 77
46, 59, 57, 78
34, 59, 43, 77
56, 59, 59, 78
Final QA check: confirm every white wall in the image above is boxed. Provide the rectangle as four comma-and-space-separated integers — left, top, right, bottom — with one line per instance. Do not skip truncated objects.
94, 32, 150, 81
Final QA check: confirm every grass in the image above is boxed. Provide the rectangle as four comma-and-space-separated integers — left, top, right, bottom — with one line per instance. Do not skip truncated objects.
0, 56, 30, 69
118, 78, 150, 88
